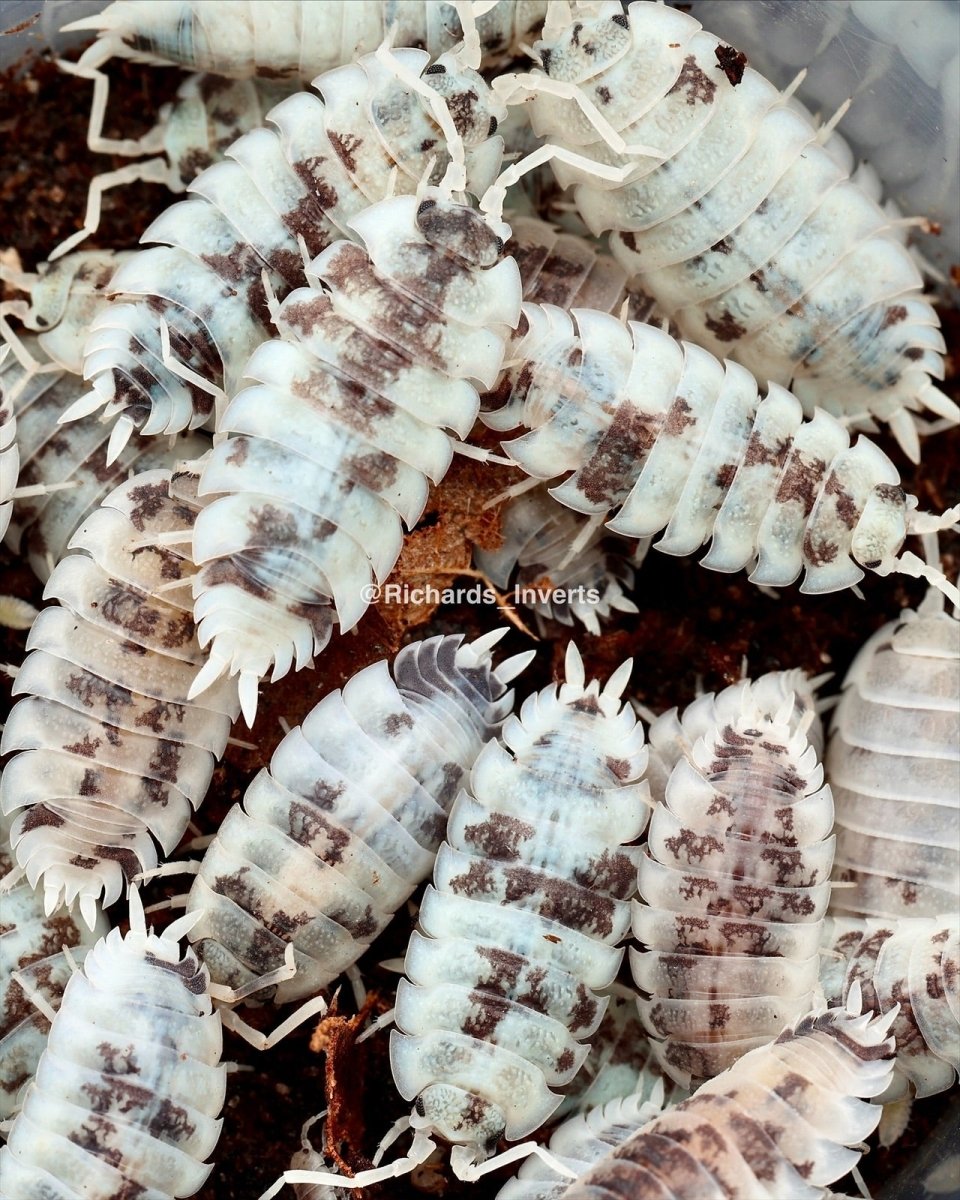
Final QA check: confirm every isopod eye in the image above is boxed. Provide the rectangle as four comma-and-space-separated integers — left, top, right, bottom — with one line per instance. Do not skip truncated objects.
488, 115, 499, 136
612, 12, 629, 28
861, 559, 881, 569
34, 315, 49, 328
414, 1097, 426, 1117
539, 47, 552, 74
417, 199, 437, 216
423, 63, 447, 75
494, 236, 505, 256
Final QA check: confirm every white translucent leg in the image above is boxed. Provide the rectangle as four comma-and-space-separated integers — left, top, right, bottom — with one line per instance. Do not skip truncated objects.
482, 143, 647, 222
453, 440, 516, 466
220, 992, 330, 1051
452, 1140, 579, 1181
49, 157, 174, 260
356, 1006, 395, 1045
158, 317, 227, 427
345, 963, 366, 1009
258, 1131, 435, 1198
0, 596, 39, 629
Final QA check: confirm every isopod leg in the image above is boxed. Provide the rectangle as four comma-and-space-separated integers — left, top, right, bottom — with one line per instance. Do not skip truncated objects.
49, 158, 175, 261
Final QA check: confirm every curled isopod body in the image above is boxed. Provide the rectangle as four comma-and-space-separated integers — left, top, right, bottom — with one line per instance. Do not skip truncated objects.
827, 587, 960, 919
503, 0, 956, 460
496, 1087, 669, 1200
0, 891, 226, 1200
67, 42, 507, 459
821, 915, 960, 1107
475, 483, 646, 635
0, 816, 109, 1124
184, 631, 530, 1004
1, 349, 208, 583
0, 466, 239, 927
185, 190, 520, 724
632, 670, 834, 1087
482, 302, 959, 604
552, 993, 897, 1199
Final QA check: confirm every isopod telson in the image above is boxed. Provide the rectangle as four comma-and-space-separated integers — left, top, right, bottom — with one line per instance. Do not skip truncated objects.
497, 0, 957, 460
0, 888, 226, 1200
183, 630, 531, 1005
1, 465, 237, 927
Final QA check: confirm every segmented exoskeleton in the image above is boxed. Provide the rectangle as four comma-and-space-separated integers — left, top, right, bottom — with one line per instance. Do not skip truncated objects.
185, 191, 519, 724
482, 303, 959, 604
0, 816, 109, 1125
0, 466, 239, 927
262, 644, 650, 1194
821, 915, 960, 1105
550, 993, 896, 1199
827, 588, 959, 919
497, 1087, 668, 1200
0, 890, 226, 1200
1, 351, 209, 583
184, 631, 530, 1004
65, 43, 507, 460
476, 484, 646, 634
0, 351, 16, 541
633, 671, 833, 1087
499, 0, 956, 460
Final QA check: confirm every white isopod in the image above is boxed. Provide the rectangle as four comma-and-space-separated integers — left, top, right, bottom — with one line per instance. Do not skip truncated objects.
0, 814, 109, 1125
0, 465, 238, 927
476, 483, 645, 635
1, 349, 207, 583
539, 991, 897, 1200
827, 587, 960, 919
52, 74, 298, 260
821, 915, 960, 1105
632, 671, 834, 1087
184, 630, 530, 1005
63, 41, 507, 461
496, 1086, 668, 1200
0, 350, 16, 542
482, 303, 959, 605
262, 643, 651, 1194
495, 0, 957, 460
0, 889, 226, 1200
184, 190, 519, 724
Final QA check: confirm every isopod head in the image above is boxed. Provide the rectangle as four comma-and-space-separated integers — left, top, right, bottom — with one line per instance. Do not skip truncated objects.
423, 52, 508, 147
851, 484, 908, 570
536, 2, 631, 81
413, 1083, 505, 1148
415, 195, 509, 269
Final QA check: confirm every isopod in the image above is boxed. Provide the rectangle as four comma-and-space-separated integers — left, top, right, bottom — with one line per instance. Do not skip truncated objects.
497, 1086, 668, 1200
475, 483, 645, 635
51, 74, 298, 260
63, 41, 507, 460
827, 586, 960, 918
1, 351, 208, 583
0, 352, 15, 541
0, 814, 108, 1124
183, 630, 531, 1005
632, 670, 833, 1087
533, 991, 897, 1199
496, 0, 957, 460
821, 915, 960, 1103
0, 465, 239, 926
482, 303, 959, 604
262, 644, 651, 1194
185, 190, 519, 724
0, 888, 226, 1200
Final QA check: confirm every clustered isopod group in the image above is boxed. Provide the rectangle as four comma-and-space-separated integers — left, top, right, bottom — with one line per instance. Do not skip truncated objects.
0, 3, 957, 1199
